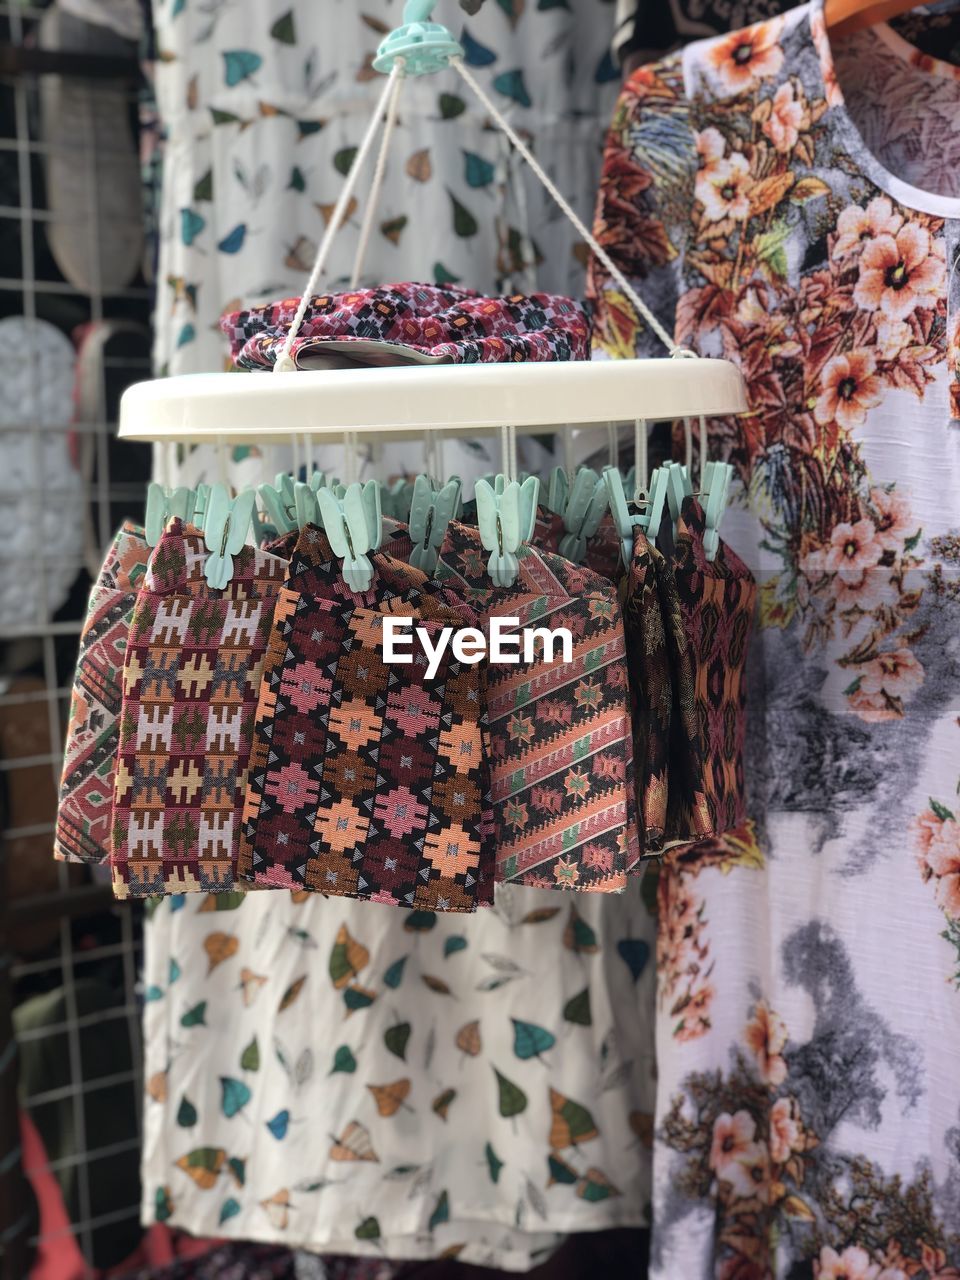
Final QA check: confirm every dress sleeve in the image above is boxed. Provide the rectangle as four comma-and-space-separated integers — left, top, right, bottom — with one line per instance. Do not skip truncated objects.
587, 52, 696, 360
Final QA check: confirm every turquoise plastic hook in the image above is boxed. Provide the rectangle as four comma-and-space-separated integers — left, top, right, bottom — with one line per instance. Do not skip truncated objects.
475, 474, 539, 587
257, 473, 298, 534
203, 485, 256, 590
603, 466, 646, 568
409, 474, 462, 574
558, 468, 608, 564
546, 466, 569, 517
663, 460, 690, 535
192, 483, 212, 532
373, 0, 464, 76
702, 461, 733, 562
642, 467, 669, 548
316, 479, 383, 592
145, 483, 197, 546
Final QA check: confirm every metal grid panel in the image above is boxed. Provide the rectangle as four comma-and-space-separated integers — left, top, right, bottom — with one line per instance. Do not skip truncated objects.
0, 3, 151, 1272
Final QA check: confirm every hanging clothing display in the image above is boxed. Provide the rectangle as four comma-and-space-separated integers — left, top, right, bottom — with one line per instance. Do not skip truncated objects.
141, 883, 656, 1271
589, 2, 960, 1276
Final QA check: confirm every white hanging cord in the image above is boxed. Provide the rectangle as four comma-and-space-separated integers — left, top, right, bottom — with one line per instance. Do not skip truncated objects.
508, 424, 518, 484
291, 433, 301, 486
499, 423, 513, 483
563, 425, 575, 480
351, 64, 406, 289
634, 417, 648, 497
683, 417, 693, 479
216, 435, 229, 486
699, 415, 708, 488
435, 434, 445, 484
274, 64, 403, 372
344, 430, 359, 485
300, 432, 311, 480
451, 57, 683, 359
607, 421, 618, 471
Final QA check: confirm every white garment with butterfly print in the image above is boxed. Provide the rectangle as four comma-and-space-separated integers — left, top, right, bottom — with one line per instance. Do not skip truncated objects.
141, 883, 655, 1269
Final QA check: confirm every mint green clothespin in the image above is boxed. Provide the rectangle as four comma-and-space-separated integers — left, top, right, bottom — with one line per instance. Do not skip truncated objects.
642, 466, 669, 548
558, 468, 608, 564
192, 483, 212, 532
316, 479, 383, 592
294, 481, 319, 529
257, 472, 298, 534
145, 483, 197, 546
475, 474, 539, 587
702, 461, 733, 562
662, 460, 690, 538
546, 466, 569, 517
603, 466, 649, 568
409, 474, 462, 574
293, 470, 337, 529
373, 0, 464, 76
203, 485, 256, 589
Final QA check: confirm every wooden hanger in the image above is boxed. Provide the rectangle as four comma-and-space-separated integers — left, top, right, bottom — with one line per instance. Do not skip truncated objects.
824, 0, 927, 38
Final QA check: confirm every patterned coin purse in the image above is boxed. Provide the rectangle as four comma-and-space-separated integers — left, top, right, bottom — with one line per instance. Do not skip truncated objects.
436, 521, 641, 892
238, 525, 494, 913
55, 522, 150, 865
110, 523, 287, 898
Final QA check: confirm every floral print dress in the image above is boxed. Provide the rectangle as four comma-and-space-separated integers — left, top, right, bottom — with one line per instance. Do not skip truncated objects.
589, 3, 960, 1277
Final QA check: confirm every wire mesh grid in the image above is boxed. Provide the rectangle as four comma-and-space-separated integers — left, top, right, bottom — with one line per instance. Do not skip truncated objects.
0, 3, 151, 1274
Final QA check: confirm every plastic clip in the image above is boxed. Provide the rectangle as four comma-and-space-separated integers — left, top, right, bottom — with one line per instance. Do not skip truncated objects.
702, 461, 733, 562
546, 466, 569, 517
475, 474, 539, 587
409, 474, 462, 574
603, 466, 647, 568
257, 473, 298, 534
316, 479, 383, 592
643, 466, 673, 548
145, 483, 196, 547
293, 470, 333, 529
373, 0, 464, 76
203, 485, 256, 590
558, 468, 608, 564
192, 483, 212, 533
662, 460, 691, 536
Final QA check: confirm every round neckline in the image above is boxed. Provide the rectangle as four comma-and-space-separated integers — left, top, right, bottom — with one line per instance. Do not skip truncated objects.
807, 0, 960, 220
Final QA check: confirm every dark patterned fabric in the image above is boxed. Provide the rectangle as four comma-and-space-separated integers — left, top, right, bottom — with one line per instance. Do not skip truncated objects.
664, 499, 757, 845
584, 514, 623, 581
111, 523, 287, 898
220, 282, 591, 369
239, 525, 494, 912
613, 0, 801, 64
436, 521, 641, 891
620, 529, 672, 857
532, 505, 566, 554
55, 522, 150, 864
116, 1242, 298, 1279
